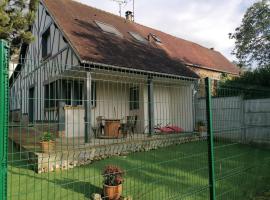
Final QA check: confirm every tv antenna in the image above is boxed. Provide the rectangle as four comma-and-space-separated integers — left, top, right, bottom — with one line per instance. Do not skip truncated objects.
110, 0, 134, 20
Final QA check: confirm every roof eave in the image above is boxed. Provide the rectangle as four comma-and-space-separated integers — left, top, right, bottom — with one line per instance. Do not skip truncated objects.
185, 63, 239, 76
81, 60, 199, 81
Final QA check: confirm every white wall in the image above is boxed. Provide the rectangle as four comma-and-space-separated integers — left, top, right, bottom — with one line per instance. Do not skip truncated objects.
154, 83, 194, 132
169, 85, 194, 131
65, 106, 85, 138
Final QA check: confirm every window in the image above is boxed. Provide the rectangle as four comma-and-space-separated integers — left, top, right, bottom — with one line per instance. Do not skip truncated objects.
151, 33, 162, 44
45, 80, 97, 108
62, 80, 96, 107
129, 32, 147, 43
73, 81, 83, 106
91, 81, 97, 107
129, 87, 139, 110
44, 81, 57, 108
65, 81, 72, 105
95, 20, 123, 38
42, 27, 51, 59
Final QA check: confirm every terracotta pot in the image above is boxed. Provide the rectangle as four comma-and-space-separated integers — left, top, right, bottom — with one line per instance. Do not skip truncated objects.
103, 184, 122, 200
40, 141, 55, 153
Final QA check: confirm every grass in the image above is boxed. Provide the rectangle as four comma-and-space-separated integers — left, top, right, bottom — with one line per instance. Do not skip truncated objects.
7, 140, 270, 200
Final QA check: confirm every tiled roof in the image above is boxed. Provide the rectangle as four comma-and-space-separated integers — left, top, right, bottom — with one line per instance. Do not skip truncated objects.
43, 0, 239, 78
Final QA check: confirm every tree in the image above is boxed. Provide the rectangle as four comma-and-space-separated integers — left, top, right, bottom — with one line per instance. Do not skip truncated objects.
229, 0, 270, 67
0, 0, 38, 54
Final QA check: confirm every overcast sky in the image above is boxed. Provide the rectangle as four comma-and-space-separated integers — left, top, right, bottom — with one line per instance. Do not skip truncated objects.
75, 0, 257, 61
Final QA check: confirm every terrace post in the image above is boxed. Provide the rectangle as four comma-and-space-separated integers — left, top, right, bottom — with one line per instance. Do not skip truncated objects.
0, 39, 9, 200
148, 76, 154, 136
58, 80, 65, 136
84, 71, 92, 143
205, 77, 216, 200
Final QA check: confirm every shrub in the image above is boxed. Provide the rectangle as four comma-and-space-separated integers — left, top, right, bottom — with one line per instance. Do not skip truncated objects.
40, 132, 55, 142
103, 165, 124, 186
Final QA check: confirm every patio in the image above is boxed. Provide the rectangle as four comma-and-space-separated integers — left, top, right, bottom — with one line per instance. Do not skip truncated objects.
8, 125, 200, 173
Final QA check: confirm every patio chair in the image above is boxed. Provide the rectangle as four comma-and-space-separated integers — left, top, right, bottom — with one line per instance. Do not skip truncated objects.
96, 116, 105, 137
126, 115, 138, 138
118, 115, 138, 138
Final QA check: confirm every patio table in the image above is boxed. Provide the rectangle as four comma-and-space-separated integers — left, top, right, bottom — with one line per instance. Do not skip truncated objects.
104, 119, 121, 137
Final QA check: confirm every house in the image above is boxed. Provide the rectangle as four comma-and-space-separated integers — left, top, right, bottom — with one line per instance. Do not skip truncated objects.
9, 0, 238, 141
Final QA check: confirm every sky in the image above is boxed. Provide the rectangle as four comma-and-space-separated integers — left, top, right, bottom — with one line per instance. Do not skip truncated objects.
75, 0, 257, 61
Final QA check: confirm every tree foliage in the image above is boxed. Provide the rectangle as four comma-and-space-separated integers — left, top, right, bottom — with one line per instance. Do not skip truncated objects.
229, 0, 270, 67
0, 0, 38, 54
220, 65, 270, 89
217, 65, 270, 99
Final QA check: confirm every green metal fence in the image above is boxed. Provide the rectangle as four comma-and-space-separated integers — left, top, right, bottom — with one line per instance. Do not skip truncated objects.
0, 40, 9, 200
1, 40, 270, 200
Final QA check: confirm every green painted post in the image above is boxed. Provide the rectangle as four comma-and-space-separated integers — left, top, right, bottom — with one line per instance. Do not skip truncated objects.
0, 40, 9, 200
148, 76, 154, 136
205, 77, 216, 200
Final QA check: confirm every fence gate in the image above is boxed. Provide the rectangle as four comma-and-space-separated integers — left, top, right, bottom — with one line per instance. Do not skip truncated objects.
1, 39, 270, 200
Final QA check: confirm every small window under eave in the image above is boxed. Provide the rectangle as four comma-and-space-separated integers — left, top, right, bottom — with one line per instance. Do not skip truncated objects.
129, 32, 148, 44
95, 20, 123, 38
42, 27, 51, 59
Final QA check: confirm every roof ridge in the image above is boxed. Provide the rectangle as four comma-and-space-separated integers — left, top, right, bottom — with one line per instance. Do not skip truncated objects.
71, 0, 129, 21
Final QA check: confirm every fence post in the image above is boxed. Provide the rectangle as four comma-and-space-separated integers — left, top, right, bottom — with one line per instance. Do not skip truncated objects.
205, 77, 216, 200
0, 39, 9, 200
84, 71, 92, 143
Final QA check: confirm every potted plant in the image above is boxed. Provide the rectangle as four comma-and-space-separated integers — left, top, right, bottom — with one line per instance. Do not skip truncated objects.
103, 165, 124, 200
197, 121, 207, 136
40, 132, 55, 153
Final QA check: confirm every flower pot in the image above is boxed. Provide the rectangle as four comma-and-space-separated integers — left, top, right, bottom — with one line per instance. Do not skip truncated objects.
40, 141, 55, 153
103, 184, 122, 200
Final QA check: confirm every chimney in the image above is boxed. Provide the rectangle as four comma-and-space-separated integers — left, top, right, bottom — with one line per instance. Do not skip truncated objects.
125, 11, 133, 21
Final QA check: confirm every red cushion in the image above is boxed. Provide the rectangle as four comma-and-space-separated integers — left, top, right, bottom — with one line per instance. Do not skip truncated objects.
166, 126, 184, 132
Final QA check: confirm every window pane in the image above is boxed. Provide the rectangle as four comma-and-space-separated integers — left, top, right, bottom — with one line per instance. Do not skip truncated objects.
129, 87, 139, 110
91, 81, 97, 107
129, 32, 147, 43
42, 28, 51, 58
44, 81, 58, 108
73, 81, 83, 106
95, 21, 123, 38
151, 33, 162, 44
66, 81, 72, 105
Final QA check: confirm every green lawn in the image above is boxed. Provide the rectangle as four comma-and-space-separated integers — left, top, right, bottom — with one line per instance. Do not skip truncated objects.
8, 140, 270, 200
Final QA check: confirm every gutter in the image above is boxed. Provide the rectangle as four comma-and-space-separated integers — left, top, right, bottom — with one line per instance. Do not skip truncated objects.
184, 63, 239, 76
185, 63, 239, 76
81, 60, 199, 81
